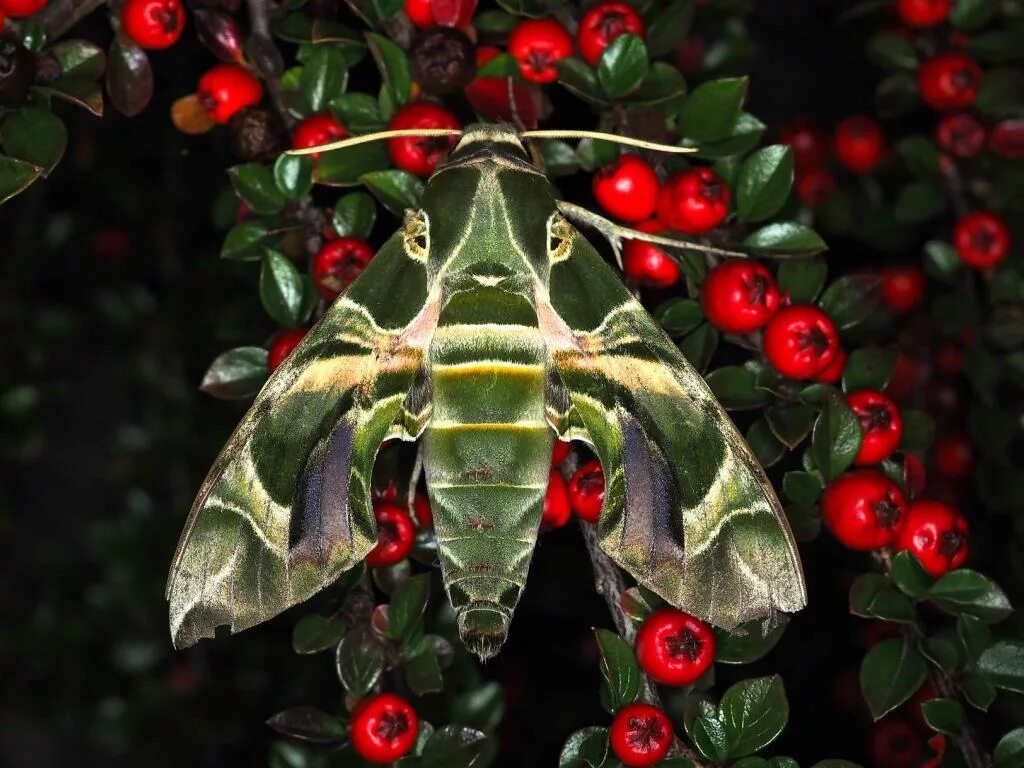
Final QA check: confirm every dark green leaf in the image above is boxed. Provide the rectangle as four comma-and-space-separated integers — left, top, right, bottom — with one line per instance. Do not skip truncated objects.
366, 33, 412, 108
680, 77, 747, 143
924, 240, 962, 280
958, 614, 993, 661
329, 92, 386, 133
819, 274, 883, 331
778, 257, 827, 303
476, 52, 519, 78
595, 629, 641, 713
273, 153, 313, 200
656, 298, 704, 337
266, 706, 347, 744
625, 61, 686, 106
199, 347, 269, 399
575, 138, 619, 172
976, 68, 1024, 119
849, 573, 918, 623
387, 572, 430, 644
0, 108, 67, 176
230, 164, 286, 215
558, 727, 608, 768
897, 136, 941, 178
539, 139, 580, 177
748, 417, 786, 468
292, 613, 346, 654
743, 222, 826, 256
706, 366, 771, 410
766, 403, 815, 449
960, 672, 998, 710
994, 728, 1024, 768
951, 0, 997, 31
597, 34, 649, 99
645, 0, 694, 57
719, 675, 789, 758
921, 635, 961, 674
867, 32, 918, 70
336, 624, 385, 699
688, 712, 730, 764
812, 387, 862, 480
360, 169, 424, 215
332, 192, 376, 238
557, 57, 607, 105
783, 471, 822, 508
421, 724, 487, 768
811, 762, 865, 768
890, 551, 933, 599
0, 153, 42, 204
736, 145, 794, 223
921, 698, 964, 735
898, 410, 935, 452
301, 46, 348, 112
678, 322, 718, 372
106, 34, 153, 117
315, 141, 391, 186
894, 181, 947, 223
50, 39, 105, 79
684, 112, 766, 159
450, 681, 504, 733
403, 647, 443, 695
978, 641, 1024, 693
221, 220, 282, 260
260, 250, 305, 327
842, 347, 896, 392
715, 618, 789, 664
859, 637, 928, 720
928, 569, 1013, 623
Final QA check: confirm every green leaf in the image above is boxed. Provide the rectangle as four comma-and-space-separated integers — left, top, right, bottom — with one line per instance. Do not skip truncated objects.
199, 347, 269, 399
811, 762, 865, 768
336, 624, 385, 699
557, 57, 606, 105
684, 112, 765, 159
766, 403, 815, 449
645, 0, 694, 57
266, 706, 347, 744
812, 388, 862, 481
921, 698, 964, 735
656, 298, 704, 337
0, 154, 43, 204
421, 725, 488, 768
229, 164, 286, 215
898, 410, 935, 451
0, 108, 67, 176
558, 727, 608, 768
842, 347, 897, 392
597, 34, 649, 99
890, 551, 933, 599
476, 52, 519, 78
715, 618, 789, 664
924, 240, 962, 281
678, 322, 718, 372
975, 67, 1024, 120
403, 646, 443, 695
625, 61, 686, 106
928, 569, 1013, 623
680, 77, 747, 143
819, 274, 883, 332
688, 711, 730, 764
897, 135, 942, 178
595, 629, 641, 713
894, 181, 947, 223
329, 92, 386, 133
958, 614, 993, 661
922, 635, 961, 673
706, 366, 771, 410
450, 680, 504, 733
575, 138, 619, 172
849, 573, 918, 624
387, 572, 430, 644
951, 0, 997, 31
743, 222, 826, 256
50, 39, 105, 79
333, 191, 377, 238
783, 471, 822, 508
315, 141, 391, 186
978, 641, 1024, 693
292, 613, 346, 654
719, 675, 789, 758
778, 257, 827, 303
736, 145, 794, 223
260, 250, 305, 327
747, 417, 786, 468
300, 45, 348, 112
994, 728, 1024, 768
867, 32, 918, 70
273, 153, 313, 200
961, 672, 998, 710
859, 637, 928, 720
366, 32, 412, 108
221, 220, 282, 260
360, 169, 424, 215
106, 34, 153, 117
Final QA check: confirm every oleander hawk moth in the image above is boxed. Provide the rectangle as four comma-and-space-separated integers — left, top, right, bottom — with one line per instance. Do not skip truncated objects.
167, 123, 806, 660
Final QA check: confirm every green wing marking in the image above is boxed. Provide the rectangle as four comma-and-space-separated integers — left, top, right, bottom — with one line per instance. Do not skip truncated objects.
167, 232, 437, 648
538, 223, 806, 629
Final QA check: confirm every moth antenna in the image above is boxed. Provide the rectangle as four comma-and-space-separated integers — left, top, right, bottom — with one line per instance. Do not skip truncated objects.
520, 130, 698, 154
287, 128, 464, 156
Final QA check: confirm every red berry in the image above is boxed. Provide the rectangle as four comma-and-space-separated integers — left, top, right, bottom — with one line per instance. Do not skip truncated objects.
0, 0, 45, 18
508, 18, 573, 84
267, 327, 309, 372
623, 219, 680, 288
635, 608, 715, 686
882, 265, 926, 313
365, 503, 416, 567
896, 0, 951, 27
609, 703, 673, 767
795, 166, 837, 208
387, 102, 461, 177
576, 1, 645, 67
656, 167, 730, 235
990, 119, 1024, 159
903, 452, 926, 498
464, 46, 538, 128
895, 500, 969, 576
412, 493, 433, 527
405, 0, 433, 27
700, 260, 781, 335
834, 115, 886, 173
292, 113, 348, 160
821, 470, 908, 550
953, 211, 1011, 268
814, 347, 847, 384
762, 305, 840, 379
405, 0, 474, 28
350, 693, 419, 764
848, 390, 904, 466
870, 717, 923, 768
592, 154, 659, 223
197, 64, 262, 124
312, 237, 374, 300
933, 433, 973, 480
121, 0, 185, 49
541, 470, 572, 531
778, 116, 830, 170
551, 440, 572, 466
918, 52, 982, 112
935, 113, 985, 159
569, 459, 604, 523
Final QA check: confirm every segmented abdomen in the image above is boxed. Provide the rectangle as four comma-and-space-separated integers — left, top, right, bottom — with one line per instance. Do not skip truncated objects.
422, 287, 553, 660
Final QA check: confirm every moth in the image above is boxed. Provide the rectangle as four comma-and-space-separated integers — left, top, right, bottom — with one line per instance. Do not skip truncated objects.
167, 123, 806, 660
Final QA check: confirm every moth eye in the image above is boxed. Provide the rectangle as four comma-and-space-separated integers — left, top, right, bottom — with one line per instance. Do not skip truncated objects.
404, 210, 429, 262
547, 214, 573, 263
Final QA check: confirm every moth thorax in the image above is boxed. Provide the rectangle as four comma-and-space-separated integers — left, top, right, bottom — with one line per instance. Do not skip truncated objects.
457, 603, 510, 661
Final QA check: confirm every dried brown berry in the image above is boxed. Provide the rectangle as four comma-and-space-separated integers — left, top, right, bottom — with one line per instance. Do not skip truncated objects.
227, 106, 287, 161
410, 27, 476, 96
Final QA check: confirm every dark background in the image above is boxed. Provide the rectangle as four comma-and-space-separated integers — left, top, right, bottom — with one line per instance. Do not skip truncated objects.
1, 3, 1012, 767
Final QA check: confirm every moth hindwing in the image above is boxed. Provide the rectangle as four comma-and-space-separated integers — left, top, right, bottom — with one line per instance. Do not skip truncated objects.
167, 123, 806, 657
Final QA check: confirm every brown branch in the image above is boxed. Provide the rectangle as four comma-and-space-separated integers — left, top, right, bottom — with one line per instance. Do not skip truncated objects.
10, 0, 107, 41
